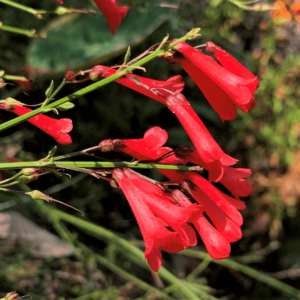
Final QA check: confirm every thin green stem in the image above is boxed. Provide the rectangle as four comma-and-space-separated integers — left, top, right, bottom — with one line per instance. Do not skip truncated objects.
185, 258, 210, 282
0, 160, 202, 172
180, 250, 300, 299
2, 74, 28, 81
0, 31, 195, 132
0, 0, 46, 17
0, 171, 21, 185
0, 23, 42, 38
51, 209, 200, 300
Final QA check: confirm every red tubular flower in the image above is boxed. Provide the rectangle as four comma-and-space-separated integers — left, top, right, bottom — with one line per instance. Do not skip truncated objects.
165, 94, 237, 182
181, 180, 242, 243
112, 169, 195, 271
183, 172, 244, 227
172, 190, 231, 259
171, 42, 258, 121
101, 127, 249, 260
0, 104, 72, 145
93, 0, 129, 35
220, 167, 253, 198
90, 66, 184, 104
124, 169, 203, 225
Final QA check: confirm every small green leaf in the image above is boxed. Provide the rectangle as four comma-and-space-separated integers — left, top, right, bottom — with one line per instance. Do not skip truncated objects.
57, 102, 75, 111
52, 108, 59, 115
45, 80, 54, 98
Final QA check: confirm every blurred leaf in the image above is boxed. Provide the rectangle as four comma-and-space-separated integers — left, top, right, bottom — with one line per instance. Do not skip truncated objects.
28, 1, 179, 75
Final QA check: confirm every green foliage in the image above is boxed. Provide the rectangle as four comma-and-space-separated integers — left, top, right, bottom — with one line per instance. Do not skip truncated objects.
28, 0, 179, 74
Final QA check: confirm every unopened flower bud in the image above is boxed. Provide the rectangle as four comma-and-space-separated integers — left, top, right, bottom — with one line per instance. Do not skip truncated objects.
26, 190, 52, 201
181, 179, 197, 194
18, 173, 39, 184
98, 140, 114, 152
21, 168, 39, 176
89, 65, 106, 81
64, 70, 76, 82
2, 97, 25, 107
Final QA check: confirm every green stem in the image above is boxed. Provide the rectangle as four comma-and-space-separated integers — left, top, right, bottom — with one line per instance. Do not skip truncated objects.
0, 160, 201, 172
2, 74, 28, 81
0, 171, 21, 185
0, 23, 42, 38
51, 209, 200, 300
180, 250, 300, 299
0, 31, 194, 132
79, 243, 172, 300
0, 0, 47, 17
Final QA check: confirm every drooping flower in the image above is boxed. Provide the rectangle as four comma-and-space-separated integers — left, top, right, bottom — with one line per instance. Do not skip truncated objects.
93, 0, 129, 35
172, 189, 231, 259
181, 179, 242, 243
112, 168, 197, 271
271, 1, 292, 23
99, 127, 250, 260
170, 41, 258, 121
0, 104, 72, 145
165, 93, 237, 182
205, 42, 259, 91
90, 65, 184, 104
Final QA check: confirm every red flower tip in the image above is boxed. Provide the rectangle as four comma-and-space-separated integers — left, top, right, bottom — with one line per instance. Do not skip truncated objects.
205, 42, 259, 95
220, 167, 253, 198
2, 105, 73, 145
54, 0, 63, 3
93, 0, 129, 35
194, 216, 231, 259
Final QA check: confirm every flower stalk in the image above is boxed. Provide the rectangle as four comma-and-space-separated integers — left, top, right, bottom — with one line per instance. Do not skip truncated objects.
0, 160, 202, 172
0, 30, 199, 132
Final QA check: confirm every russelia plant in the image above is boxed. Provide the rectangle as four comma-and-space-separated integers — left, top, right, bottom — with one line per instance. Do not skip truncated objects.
0, 0, 257, 274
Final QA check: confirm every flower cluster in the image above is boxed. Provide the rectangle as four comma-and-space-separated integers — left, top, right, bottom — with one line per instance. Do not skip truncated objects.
89, 41, 258, 271
0, 38, 257, 271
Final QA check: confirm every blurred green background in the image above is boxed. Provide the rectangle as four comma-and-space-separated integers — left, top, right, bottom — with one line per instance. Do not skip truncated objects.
1, 0, 300, 299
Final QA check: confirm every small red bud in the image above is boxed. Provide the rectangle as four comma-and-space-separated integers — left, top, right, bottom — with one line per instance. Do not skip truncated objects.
89, 65, 107, 81
98, 140, 114, 152
64, 71, 76, 82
